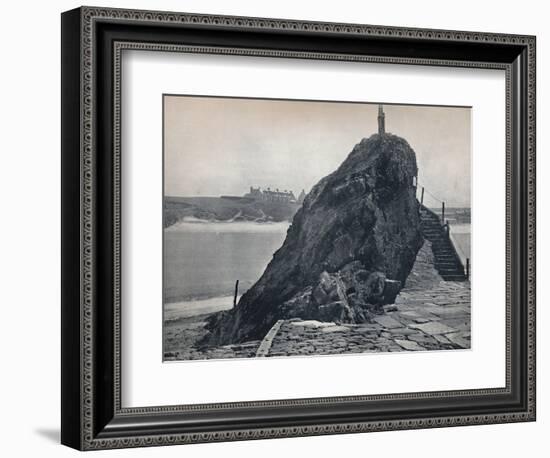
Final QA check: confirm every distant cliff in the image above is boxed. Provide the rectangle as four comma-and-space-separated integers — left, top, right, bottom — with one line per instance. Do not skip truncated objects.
164, 196, 300, 227
203, 133, 424, 345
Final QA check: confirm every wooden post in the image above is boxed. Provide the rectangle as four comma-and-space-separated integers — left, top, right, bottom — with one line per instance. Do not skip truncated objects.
441, 201, 445, 225
446, 220, 450, 237
466, 258, 470, 280
233, 280, 239, 307
420, 187, 425, 205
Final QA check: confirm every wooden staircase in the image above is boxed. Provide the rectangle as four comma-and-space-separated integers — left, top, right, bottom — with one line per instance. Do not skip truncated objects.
420, 206, 467, 282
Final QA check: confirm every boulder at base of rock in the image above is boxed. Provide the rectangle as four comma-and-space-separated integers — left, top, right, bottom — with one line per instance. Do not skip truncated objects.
203, 133, 424, 345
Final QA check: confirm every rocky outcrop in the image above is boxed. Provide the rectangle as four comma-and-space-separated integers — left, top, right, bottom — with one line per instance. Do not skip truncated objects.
203, 133, 424, 345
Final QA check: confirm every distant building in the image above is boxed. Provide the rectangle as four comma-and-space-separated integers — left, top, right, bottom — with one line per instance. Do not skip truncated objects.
245, 186, 263, 200
244, 186, 297, 203
297, 189, 306, 204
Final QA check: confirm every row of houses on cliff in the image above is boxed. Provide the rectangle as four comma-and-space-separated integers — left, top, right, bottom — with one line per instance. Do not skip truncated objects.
244, 186, 306, 204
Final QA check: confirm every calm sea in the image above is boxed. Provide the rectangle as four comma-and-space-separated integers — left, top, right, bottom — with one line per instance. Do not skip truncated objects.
448, 223, 471, 266
164, 220, 289, 319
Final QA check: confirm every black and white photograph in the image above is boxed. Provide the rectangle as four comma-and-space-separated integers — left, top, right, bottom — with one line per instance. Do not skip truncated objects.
163, 96, 472, 361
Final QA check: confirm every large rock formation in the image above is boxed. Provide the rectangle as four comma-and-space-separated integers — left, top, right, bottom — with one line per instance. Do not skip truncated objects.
203, 133, 424, 345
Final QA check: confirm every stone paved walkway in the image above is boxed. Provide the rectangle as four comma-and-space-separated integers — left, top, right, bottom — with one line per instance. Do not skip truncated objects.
266, 281, 470, 357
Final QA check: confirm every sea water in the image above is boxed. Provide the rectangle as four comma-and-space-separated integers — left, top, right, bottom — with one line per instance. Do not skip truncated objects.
164, 220, 289, 319
448, 223, 471, 266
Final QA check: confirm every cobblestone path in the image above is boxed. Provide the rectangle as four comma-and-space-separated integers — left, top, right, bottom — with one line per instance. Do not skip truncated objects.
266, 281, 470, 357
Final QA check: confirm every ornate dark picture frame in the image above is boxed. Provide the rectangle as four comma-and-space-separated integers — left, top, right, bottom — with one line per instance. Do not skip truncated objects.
61, 6, 536, 451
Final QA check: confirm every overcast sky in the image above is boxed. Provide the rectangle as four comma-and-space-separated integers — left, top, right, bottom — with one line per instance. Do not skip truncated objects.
164, 96, 471, 207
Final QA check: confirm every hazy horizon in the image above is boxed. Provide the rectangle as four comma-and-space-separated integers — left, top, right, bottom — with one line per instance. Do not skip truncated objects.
164, 96, 471, 207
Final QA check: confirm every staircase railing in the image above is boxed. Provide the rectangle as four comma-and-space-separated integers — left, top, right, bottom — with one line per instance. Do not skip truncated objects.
417, 184, 470, 280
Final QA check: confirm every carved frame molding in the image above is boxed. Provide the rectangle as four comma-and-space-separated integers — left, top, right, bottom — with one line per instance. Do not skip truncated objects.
61, 6, 536, 450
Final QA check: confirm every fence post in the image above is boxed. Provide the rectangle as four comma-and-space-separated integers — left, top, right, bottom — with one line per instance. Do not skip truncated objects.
233, 280, 239, 307
441, 201, 445, 225
420, 187, 425, 205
